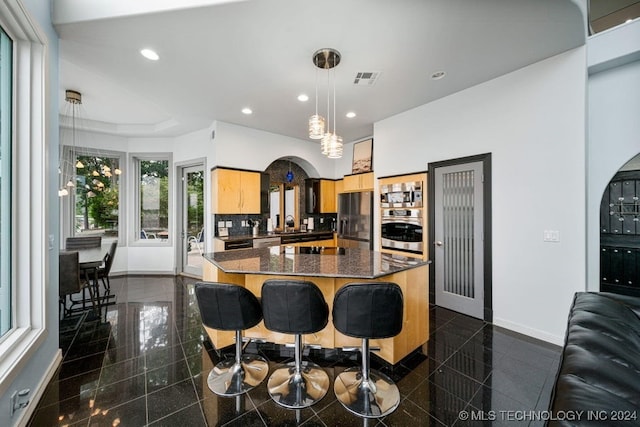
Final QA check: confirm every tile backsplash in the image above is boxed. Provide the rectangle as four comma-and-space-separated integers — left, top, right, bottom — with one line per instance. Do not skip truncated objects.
214, 213, 336, 237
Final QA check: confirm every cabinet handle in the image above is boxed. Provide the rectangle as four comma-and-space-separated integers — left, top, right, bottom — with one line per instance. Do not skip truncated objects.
435, 241, 443, 246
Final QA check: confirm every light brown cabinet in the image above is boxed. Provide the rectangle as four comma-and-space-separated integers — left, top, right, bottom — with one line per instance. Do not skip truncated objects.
342, 172, 373, 192
211, 168, 261, 214
320, 180, 336, 212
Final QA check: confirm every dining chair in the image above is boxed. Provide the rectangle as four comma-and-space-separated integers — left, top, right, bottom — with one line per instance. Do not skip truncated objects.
97, 241, 117, 290
59, 251, 92, 318
65, 235, 102, 250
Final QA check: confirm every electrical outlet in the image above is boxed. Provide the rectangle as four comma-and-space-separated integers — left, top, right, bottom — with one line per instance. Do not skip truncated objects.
218, 221, 225, 229
241, 220, 247, 227
225, 221, 232, 227
320, 218, 324, 224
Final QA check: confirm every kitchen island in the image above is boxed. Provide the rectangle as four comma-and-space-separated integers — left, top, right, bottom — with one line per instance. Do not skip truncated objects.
203, 246, 429, 364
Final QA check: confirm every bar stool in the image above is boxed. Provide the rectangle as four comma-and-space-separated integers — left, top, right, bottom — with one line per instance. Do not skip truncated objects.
332, 282, 404, 418
261, 279, 330, 408
194, 282, 269, 396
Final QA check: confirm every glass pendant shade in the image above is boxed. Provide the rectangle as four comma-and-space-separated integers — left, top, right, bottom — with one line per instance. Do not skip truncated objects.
66, 179, 75, 188
75, 160, 84, 168
58, 188, 69, 197
324, 133, 343, 159
309, 114, 325, 139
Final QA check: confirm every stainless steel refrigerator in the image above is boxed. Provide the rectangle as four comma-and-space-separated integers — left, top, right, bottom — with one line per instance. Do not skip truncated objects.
337, 191, 373, 249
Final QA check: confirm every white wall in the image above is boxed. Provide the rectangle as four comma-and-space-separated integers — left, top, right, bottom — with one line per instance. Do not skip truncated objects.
586, 20, 640, 291
375, 48, 587, 344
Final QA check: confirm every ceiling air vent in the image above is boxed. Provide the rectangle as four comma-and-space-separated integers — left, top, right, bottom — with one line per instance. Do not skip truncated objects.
353, 71, 380, 86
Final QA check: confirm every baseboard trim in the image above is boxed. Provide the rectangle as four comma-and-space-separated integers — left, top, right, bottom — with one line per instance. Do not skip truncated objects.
16, 349, 63, 427
493, 317, 564, 346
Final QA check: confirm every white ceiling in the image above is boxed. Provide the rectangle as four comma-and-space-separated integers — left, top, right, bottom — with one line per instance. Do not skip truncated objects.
54, 0, 586, 143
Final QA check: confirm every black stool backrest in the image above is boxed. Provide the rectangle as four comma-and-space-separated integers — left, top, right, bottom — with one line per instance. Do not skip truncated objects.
66, 236, 102, 250
194, 282, 263, 331
261, 279, 329, 334
333, 282, 404, 339
103, 241, 118, 275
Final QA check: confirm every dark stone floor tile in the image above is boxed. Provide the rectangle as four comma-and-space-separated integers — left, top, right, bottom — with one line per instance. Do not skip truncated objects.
482, 371, 542, 408
145, 343, 187, 371
406, 379, 469, 426
86, 396, 146, 427
146, 358, 194, 393
93, 373, 146, 410
442, 351, 493, 384
40, 368, 101, 407
31, 389, 96, 426
147, 378, 199, 423
254, 398, 318, 426
315, 399, 381, 427
396, 356, 438, 397
381, 399, 446, 426
59, 354, 104, 380
98, 356, 145, 388
149, 401, 207, 427
200, 392, 256, 425
428, 364, 484, 404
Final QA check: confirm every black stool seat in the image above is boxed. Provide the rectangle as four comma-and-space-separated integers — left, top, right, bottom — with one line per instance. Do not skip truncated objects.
333, 282, 404, 418
194, 282, 269, 396
261, 279, 330, 408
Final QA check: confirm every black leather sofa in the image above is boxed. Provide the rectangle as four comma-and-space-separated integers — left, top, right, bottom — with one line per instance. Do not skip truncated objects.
547, 292, 640, 426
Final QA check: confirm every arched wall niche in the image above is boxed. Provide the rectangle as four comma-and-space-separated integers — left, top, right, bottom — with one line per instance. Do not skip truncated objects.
264, 156, 319, 230
599, 151, 640, 296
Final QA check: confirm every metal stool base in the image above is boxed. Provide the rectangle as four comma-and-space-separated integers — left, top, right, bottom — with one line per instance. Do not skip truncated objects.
207, 354, 269, 396
334, 367, 400, 418
267, 360, 330, 408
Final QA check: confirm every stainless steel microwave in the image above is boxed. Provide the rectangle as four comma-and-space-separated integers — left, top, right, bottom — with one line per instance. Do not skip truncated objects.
380, 181, 422, 208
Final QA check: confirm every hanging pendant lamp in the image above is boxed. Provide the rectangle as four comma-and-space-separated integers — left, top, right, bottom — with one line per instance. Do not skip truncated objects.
310, 48, 343, 159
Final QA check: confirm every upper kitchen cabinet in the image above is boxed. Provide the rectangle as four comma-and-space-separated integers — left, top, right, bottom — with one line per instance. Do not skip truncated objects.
305, 179, 336, 213
211, 167, 262, 214
342, 172, 374, 192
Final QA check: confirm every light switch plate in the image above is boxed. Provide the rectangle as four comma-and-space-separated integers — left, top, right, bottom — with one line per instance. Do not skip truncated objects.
543, 230, 560, 242
226, 221, 233, 227
218, 221, 225, 229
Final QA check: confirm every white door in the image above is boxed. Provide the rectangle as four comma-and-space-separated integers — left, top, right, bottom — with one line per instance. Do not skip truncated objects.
180, 165, 204, 277
434, 161, 485, 319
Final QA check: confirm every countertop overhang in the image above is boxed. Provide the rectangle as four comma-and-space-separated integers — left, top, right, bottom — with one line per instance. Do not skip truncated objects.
204, 246, 429, 279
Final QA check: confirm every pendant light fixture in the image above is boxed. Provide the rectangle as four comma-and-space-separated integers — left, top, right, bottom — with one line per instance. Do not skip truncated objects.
308, 66, 325, 139
311, 48, 343, 159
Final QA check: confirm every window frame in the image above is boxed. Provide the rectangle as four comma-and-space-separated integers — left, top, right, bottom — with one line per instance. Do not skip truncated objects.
130, 153, 173, 247
60, 145, 125, 243
0, 0, 49, 395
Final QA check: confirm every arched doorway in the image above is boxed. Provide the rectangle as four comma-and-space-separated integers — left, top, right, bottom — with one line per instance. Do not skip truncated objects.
599, 153, 640, 296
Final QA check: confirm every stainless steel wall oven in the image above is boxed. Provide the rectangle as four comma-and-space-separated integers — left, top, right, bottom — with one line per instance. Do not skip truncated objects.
381, 208, 423, 255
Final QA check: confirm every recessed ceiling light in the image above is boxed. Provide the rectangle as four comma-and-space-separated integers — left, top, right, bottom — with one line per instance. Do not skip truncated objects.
431, 70, 446, 80
242, 108, 253, 115
346, 112, 356, 118
298, 94, 309, 102
140, 48, 159, 61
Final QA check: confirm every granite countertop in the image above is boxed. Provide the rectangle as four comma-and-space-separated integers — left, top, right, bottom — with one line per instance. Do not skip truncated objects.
204, 246, 430, 279
215, 230, 334, 242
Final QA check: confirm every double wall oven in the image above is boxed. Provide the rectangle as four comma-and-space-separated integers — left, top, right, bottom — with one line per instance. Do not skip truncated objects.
380, 180, 424, 256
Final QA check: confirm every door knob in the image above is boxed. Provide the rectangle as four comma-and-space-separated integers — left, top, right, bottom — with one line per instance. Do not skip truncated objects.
435, 241, 443, 246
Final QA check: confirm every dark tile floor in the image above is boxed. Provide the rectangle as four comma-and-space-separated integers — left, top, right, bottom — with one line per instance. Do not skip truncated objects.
29, 276, 561, 426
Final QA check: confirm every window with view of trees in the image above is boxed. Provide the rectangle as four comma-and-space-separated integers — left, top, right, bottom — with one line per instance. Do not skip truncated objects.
137, 157, 170, 241
74, 154, 121, 237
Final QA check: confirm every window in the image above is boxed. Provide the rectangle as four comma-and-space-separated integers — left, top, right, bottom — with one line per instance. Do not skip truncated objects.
0, 25, 12, 338
134, 155, 171, 242
0, 0, 49, 395
70, 151, 123, 238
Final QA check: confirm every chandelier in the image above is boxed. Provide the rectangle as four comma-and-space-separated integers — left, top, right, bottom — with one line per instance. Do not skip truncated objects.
58, 90, 122, 197
309, 48, 343, 158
